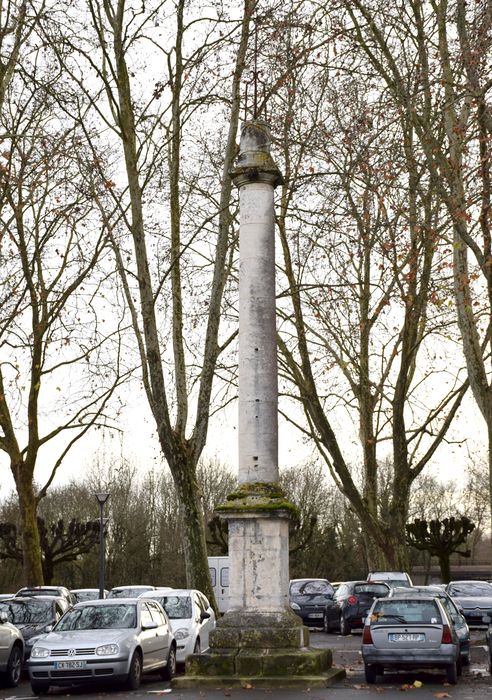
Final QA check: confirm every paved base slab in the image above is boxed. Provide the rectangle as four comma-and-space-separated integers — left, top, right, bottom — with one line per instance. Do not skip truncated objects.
171, 666, 346, 689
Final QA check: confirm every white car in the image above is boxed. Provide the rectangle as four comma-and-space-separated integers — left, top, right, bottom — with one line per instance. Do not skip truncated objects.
140, 588, 215, 664
107, 585, 155, 598
28, 598, 176, 693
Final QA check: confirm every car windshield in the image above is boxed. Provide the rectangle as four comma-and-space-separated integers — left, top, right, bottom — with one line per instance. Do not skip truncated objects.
290, 580, 334, 596
448, 583, 492, 596
0, 600, 52, 624
158, 596, 192, 619
371, 600, 441, 625
354, 583, 389, 597
55, 604, 136, 630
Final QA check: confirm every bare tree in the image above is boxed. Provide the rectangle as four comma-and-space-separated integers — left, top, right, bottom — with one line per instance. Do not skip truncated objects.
0, 57, 127, 583
336, 0, 492, 564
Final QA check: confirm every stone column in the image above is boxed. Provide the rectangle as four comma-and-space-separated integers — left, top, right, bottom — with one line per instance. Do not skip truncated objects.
173, 120, 343, 688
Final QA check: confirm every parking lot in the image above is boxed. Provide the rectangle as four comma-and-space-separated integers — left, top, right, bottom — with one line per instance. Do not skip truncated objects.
2, 628, 492, 700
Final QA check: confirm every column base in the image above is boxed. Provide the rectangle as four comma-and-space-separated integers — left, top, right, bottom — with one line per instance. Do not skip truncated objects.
171, 609, 345, 688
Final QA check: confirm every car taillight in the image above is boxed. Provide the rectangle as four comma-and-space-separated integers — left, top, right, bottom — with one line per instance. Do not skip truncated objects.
347, 595, 358, 605
362, 625, 373, 644
441, 624, 453, 644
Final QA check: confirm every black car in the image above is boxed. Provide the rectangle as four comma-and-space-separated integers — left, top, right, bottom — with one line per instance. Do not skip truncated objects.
289, 578, 334, 628
323, 580, 390, 635
445, 580, 492, 628
0, 596, 70, 662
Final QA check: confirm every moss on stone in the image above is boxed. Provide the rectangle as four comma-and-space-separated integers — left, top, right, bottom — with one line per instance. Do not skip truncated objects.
216, 482, 300, 519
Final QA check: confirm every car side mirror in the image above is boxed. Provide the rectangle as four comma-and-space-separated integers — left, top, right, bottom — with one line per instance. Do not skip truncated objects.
45, 625, 53, 633
0, 612, 7, 624
200, 611, 211, 621
142, 620, 158, 630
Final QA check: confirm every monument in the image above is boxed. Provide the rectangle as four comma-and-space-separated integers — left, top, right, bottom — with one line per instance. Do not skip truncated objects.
172, 113, 344, 688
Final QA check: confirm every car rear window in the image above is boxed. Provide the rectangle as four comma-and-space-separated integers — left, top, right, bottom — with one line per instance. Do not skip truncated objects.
371, 599, 441, 625
448, 582, 492, 596
290, 580, 334, 596
354, 583, 389, 597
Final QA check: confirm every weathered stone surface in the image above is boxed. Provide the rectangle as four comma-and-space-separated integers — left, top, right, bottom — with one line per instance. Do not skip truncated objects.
172, 667, 346, 689
184, 646, 333, 679
185, 650, 237, 677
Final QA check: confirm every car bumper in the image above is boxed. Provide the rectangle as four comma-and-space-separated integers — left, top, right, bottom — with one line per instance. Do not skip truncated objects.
362, 645, 457, 669
28, 657, 129, 685
292, 611, 324, 627
462, 610, 492, 627
176, 637, 195, 664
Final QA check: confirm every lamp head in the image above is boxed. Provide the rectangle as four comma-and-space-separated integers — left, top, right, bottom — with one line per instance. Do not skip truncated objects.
95, 492, 110, 505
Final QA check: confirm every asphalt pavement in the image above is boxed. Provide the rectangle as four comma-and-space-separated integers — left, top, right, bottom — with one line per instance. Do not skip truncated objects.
2, 629, 492, 700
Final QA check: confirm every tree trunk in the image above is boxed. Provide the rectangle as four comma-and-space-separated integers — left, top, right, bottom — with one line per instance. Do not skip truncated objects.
17, 474, 44, 585
171, 454, 217, 613
438, 553, 451, 585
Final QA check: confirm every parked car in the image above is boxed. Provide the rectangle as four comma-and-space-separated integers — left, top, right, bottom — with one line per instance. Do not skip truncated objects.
0, 610, 24, 687
28, 597, 176, 694
390, 585, 471, 665
140, 588, 215, 664
485, 622, 492, 672
445, 581, 492, 627
0, 596, 71, 663
71, 589, 108, 603
323, 581, 390, 635
289, 579, 335, 628
16, 586, 76, 606
362, 595, 460, 685
366, 571, 413, 588
107, 585, 156, 598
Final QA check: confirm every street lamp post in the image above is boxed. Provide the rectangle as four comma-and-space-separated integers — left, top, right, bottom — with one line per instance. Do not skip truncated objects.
95, 492, 110, 599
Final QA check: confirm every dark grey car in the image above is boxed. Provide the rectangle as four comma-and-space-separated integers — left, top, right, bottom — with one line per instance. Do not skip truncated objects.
362, 595, 460, 685
289, 579, 335, 628
445, 580, 492, 627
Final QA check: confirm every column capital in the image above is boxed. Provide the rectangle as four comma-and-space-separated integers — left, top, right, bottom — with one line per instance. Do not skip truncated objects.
230, 119, 284, 189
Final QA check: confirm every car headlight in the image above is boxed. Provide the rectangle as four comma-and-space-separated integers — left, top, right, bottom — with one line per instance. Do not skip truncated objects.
31, 647, 50, 658
290, 602, 301, 611
174, 628, 190, 640
96, 644, 119, 656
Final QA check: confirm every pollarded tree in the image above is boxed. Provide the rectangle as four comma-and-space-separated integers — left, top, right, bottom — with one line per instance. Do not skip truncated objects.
406, 516, 476, 583
0, 517, 100, 585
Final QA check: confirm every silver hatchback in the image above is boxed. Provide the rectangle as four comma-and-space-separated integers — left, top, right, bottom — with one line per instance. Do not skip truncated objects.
362, 596, 460, 685
28, 598, 176, 694
0, 611, 24, 687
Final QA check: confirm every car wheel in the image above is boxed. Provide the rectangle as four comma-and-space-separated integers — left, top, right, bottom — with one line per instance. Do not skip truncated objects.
364, 663, 377, 684
323, 612, 330, 634
160, 644, 176, 680
445, 662, 458, 685
31, 681, 50, 695
193, 638, 201, 654
339, 614, 350, 636
457, 657, 462, 677
5, 644, 22, 687
126, 650, 142, 690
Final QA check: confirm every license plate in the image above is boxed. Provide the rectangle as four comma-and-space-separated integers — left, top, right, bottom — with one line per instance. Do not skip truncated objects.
309, 613, 324, 618
389, 633, 425, 642
53, 661, 86, 670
